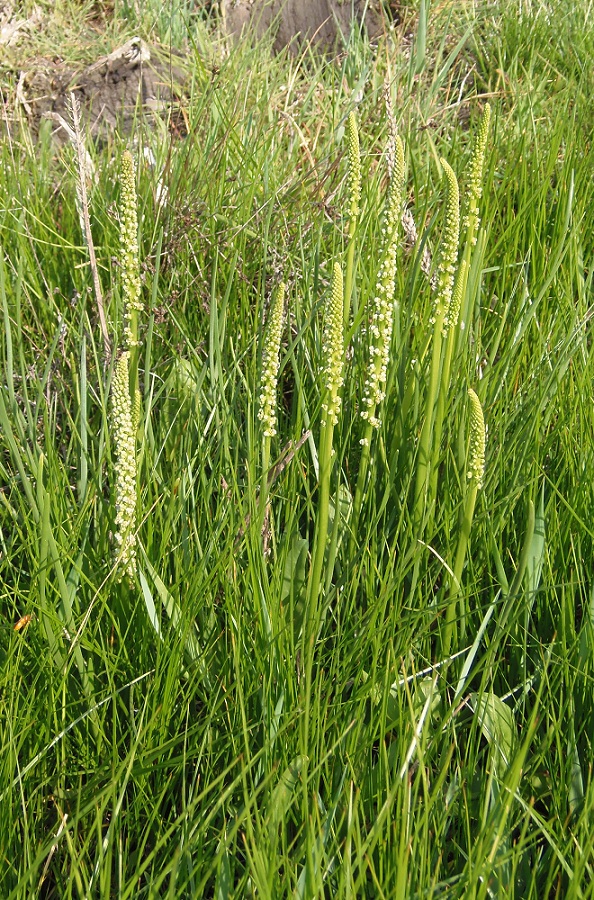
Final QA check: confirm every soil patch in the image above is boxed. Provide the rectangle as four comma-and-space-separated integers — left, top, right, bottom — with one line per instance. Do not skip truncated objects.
1, 1, 401, 144
2, 35, 185, 143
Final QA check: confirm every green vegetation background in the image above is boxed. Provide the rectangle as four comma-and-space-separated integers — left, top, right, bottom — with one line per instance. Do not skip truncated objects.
1, 1, 594, 896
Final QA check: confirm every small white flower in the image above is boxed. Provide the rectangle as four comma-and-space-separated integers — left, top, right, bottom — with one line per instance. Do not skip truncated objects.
111, 352, 137, 581
258, 283, 285, 437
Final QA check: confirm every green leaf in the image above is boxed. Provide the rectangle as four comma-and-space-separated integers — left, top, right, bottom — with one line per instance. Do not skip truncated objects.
415, 0, 429, 75
215, 830, 232, 900
267, 756, 305, 844
472, 691, 516, 775
525, 483, 546, 595
281, 532, 308, 605
140, 554, 201, 663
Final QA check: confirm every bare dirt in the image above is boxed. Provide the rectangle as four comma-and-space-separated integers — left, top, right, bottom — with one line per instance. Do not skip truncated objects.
1, 1, 399, 143
1, 35, 184, 143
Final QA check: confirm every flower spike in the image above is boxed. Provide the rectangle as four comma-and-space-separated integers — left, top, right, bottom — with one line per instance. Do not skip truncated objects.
321, 263, 345, 427
111, 351, 138, 581
467, 388, 486, 489
258, 282, 286, 438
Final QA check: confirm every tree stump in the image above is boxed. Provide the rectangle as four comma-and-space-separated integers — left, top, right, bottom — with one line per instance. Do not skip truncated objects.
221, 0, 386, 53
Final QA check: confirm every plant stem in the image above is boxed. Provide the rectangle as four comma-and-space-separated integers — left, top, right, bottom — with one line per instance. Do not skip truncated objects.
442, 480, 479, 657
344, 217, 358, 331
350, 420, 373, 556
306, 263, 344, 622
411, 314, 444, 535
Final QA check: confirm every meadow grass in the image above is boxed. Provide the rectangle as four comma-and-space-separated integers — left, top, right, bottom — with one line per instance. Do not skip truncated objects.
1, 1, 594, 896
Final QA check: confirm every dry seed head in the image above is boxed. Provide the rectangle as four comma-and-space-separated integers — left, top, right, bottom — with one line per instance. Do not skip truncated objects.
467, 388, 486, 489
346, 111, 361, 219
321, 263, 345, 427
120, 150, 142, 351
433, 159, 460, 334
401, 208, 434, 283
258, 282, 285, 437
111, 351, 137, 581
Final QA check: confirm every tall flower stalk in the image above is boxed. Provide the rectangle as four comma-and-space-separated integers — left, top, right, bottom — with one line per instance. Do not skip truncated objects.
307, 263, 345, 613
110, 149, 142, 580
302, 264, 345, 766
257, 281, 286, 517
411, 158, 460, 536
111, 351, 137, 581
120, 150, 142, 414
443, 387, 486, 656
343, 111, 361, 331
350, 132, 406, 542
429, 105, 491, 512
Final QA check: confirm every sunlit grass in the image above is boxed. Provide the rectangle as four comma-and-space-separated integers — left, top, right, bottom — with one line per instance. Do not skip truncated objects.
1, 2, 594, 896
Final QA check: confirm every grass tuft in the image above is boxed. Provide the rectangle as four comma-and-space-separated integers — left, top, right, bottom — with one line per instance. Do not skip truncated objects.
1, 2, 594, 896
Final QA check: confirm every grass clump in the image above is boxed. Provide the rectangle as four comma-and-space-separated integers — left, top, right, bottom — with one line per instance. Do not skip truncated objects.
1, 2, 594, 897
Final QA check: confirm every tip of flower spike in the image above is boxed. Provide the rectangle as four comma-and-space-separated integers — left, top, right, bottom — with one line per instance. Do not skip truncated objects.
433, 158, 460, 335
346, 111, 361, 219
258, 283, 286, 439
480, 103, 492, 135
440, 158, 460, 202
467, 387, 486, 489
464, 103, 492, 231
121, 149, 136, 186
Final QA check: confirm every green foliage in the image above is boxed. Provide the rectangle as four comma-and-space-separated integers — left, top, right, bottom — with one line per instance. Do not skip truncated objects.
1, 2, 594, 896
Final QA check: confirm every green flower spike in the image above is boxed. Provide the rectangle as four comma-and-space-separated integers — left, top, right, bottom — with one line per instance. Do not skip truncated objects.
306, 264, 345, 621
467, 388, 486, 488
463, 103, 491, 243
346, 111, 361, 220
343, 110, 361, 332
120, 150, 142, 354
322, 263, 345, 427
433, 158, 460, 335
442, 387, 486, 655
445, 257, 467, 339
258, 282, 286, 438
361, 134, 405, 429
112, 351, 137, 581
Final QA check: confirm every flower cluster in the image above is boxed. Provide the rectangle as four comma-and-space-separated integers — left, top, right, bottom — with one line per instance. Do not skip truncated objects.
321, 263, 345, 427
361, 134, 405, 429
258, 282, 285, 437
346, 111, 361, 220
120, 150, 142, 351
463, 103, 491, 242
111, 352, 137, 581
446, 257, 467, 335
433, 159, 460, 335
467, 388, 486, 489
